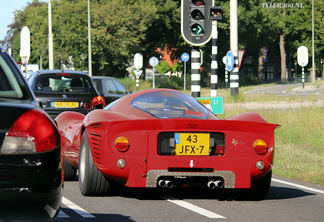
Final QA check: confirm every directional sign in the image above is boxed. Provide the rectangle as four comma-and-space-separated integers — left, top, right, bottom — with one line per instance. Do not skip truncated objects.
181, 53, 190, 62
297, 46, 309, 67
196, 96, 224, 114
226, 51, 234, 72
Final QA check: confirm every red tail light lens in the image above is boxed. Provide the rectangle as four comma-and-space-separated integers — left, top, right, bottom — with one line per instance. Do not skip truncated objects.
215, 145, 225, 155
114, 136, 129, 152
1, 109, 60, 154
92, 96, 103, 106
253, 139, 268, 155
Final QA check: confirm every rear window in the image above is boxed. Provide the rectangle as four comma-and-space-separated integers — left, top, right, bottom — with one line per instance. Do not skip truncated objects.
32, 74, 95, 93
131, 91, 209, 119
0, 54, 23, 99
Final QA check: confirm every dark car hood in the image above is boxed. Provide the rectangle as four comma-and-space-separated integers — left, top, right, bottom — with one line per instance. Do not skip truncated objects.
0, 99, 39, 146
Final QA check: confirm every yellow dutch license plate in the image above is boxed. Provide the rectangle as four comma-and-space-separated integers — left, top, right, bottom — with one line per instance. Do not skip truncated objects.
174, 133, 210, 156
53, 102, 79, 108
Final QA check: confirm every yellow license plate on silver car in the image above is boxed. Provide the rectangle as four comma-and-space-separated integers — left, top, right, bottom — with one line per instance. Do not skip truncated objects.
53, 102, 79, 108
174, 133, 210, 156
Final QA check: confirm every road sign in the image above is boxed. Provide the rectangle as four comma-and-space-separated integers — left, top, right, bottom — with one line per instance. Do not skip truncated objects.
20, 26, 30, 62
238, 50, 244, 69
149, 57, 159, 89
134, 53, 143, 69
297, 46, 308, 67
181, 53, 190, 62
149, 57, 159, 67
226, 51, 234, 72
196, 96, 224, 114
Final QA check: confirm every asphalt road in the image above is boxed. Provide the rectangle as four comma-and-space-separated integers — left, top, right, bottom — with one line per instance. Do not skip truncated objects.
244, 83, 324, 100
58, 176, 324, 221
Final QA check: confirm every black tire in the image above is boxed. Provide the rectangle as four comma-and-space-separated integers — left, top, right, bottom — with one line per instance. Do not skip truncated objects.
237, 170, 272, 200
63, 157, 77, 181
79, 131, 111, 196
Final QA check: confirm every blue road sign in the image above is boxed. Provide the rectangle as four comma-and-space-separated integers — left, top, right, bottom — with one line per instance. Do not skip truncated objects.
226, 51, 234, 72
181, 53, 190, 62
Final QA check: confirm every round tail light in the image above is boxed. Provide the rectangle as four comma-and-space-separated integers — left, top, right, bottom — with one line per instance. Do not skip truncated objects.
253, 139, 268, 155
114, 136, 129, 152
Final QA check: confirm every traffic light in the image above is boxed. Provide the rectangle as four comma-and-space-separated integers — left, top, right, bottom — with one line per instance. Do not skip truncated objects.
181, 0, 213, 46
209, 6, 223, 20
190, 0, 205, 36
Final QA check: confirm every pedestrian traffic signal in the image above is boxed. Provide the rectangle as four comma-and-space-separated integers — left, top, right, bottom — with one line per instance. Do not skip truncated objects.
181, 0, 213, 46
209, 6, 222, 20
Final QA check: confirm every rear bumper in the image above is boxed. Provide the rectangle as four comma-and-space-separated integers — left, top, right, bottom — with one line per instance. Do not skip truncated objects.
0, 147, 63, 221
146, 170, 235, 188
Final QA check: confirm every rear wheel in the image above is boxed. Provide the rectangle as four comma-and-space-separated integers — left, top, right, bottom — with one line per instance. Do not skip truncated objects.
63, 157, 77, 181
237, 170, 272, 200
79, 131, 111, 196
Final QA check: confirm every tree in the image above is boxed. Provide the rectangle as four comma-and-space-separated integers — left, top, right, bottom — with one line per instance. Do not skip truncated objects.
155, 60, 171, 74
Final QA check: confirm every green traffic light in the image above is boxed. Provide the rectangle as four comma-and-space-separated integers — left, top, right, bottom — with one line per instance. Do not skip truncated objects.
191, 24, 203, 35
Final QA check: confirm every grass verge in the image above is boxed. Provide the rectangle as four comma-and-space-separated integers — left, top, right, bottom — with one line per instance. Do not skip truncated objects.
218, 106, 324, 186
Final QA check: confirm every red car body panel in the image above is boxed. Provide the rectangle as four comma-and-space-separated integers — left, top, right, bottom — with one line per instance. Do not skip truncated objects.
56, 89, 279, 189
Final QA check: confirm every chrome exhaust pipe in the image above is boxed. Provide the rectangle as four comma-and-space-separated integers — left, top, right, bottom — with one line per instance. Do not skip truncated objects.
158, 180, 166, 187
165, 180, 173, 188
214, 180, 224, 188
207, 180, 224, 189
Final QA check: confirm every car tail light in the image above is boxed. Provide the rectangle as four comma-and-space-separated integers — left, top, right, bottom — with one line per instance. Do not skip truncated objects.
1, 109, 60, 154
215, 145, 225, 155
92, 96, 103, 106
253, 139, 268, 155
114, 136, 129, 152
56, 73, 70, 76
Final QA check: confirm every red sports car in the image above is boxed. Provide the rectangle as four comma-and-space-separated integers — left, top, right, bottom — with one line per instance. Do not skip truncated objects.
56, 88, 279, 199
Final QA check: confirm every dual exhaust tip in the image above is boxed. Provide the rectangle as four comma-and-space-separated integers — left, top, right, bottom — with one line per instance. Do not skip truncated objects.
207, 180, 224, 189
158, 180, 173, 188
157, 179, 224, 189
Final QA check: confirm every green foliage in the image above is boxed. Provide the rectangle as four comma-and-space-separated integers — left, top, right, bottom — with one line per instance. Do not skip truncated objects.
4, 0, 324, 81
155, 76, 182, 90
155, 61, 171, 74
171, 62, 182, 73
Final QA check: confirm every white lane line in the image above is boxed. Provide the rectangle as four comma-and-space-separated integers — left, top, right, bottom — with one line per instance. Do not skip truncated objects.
272, 178, 324, 195
62, 197, 96, 218
155, 192, 226, 219
58, 210, 69, 218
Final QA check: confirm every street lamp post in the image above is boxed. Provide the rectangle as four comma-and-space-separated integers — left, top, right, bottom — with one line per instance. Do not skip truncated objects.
88, 0, 92, 76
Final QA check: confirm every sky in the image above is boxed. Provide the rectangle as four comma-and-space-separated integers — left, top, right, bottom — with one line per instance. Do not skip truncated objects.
0, 0, 32, 41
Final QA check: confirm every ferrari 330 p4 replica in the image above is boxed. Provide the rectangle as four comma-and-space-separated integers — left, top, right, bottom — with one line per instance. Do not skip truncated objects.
56, 88, 280, 199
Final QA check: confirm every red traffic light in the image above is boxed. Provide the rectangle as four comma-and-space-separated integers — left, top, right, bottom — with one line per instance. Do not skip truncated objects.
192, 0, 204, 6
209, 6, 222, 20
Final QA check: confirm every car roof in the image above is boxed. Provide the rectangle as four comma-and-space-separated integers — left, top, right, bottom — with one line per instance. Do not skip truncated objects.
32, 70, 89, 76
91, 76, 117, 80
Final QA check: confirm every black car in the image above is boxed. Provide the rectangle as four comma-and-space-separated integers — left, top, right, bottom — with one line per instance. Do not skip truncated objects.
0, 46, 62, 221
91, 76, 129, 105
28, 70, 104, 119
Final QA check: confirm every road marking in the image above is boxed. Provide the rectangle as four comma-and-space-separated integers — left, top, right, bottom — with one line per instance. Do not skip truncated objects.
272, 178, 324, 195
58, 210, 69, 218
154, 192, 226, 219
62, 197, 96, 218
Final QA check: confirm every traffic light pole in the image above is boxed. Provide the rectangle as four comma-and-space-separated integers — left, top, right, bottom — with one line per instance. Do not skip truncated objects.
191, 46, 201, 98
211, 20, 218, 97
